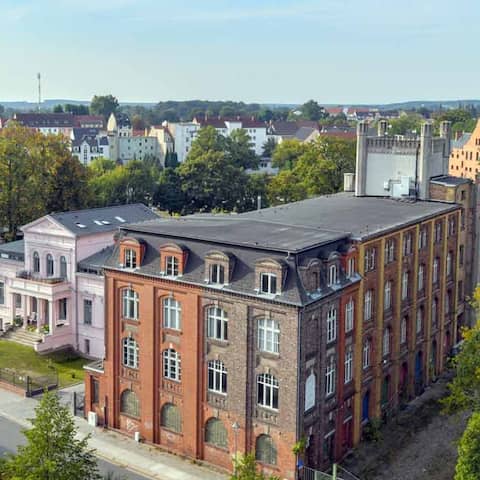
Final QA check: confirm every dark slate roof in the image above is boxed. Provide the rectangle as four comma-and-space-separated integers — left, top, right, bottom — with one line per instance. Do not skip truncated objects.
124, 216, 347, 253
295, 126, 316, 141
430, 175, 472, 187
48, 204, 158, 237
99, 136, 109, 146
78, 246, 114, 275
0, 240, 24, 262
242, 193, 460, 241
14, 113, 74, 128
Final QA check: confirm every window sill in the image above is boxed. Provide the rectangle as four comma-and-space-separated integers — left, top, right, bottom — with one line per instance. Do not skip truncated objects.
160, 427, 182, 436
204, 443, 229, 452
207, 338, 229, 347
258, 350, 280, 361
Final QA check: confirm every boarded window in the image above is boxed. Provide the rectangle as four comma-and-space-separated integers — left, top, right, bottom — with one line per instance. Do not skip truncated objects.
120, 389, 140, 418
205, 418, 228, 449
160, 403, 181, 433
255, 434, 277, 465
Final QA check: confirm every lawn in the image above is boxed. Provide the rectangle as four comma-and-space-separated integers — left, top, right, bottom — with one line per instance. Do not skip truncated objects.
0, 340, 88, 388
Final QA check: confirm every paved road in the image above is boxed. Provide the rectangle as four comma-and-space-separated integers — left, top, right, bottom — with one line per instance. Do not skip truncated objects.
0, 415, 151, 479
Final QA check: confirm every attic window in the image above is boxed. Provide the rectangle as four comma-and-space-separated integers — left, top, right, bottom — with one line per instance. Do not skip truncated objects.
115, 216, 126, 223
76, 222, 86, 228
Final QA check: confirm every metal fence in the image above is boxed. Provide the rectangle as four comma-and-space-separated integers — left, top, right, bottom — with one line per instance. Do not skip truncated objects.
0, 367, 57, 396
303, 467, 343, 480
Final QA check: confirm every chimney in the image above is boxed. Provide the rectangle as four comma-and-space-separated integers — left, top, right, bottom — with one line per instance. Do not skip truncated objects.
439, 120, 452, 172
344, 173, 355, 192
355, 121, 369, 196
418, 122, 433, 200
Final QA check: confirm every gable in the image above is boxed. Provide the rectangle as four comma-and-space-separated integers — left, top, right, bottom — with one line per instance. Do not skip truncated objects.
21, 216, 74, 238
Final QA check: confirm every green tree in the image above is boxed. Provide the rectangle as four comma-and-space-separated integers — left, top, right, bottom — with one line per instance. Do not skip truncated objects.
299, 100, 325, 121
225, 129, 259, 169
261, 137, 277, 158
90, 94, 119, 119
53, 104, 64, 113
389, 114, 423, 136
2, 391, 100, 480
271, 139, 307, 170
455, 412, 480, 480
64, 104, 90, 115
267, 170, 307, 205
164, 151, 179, 169
153, 168, 185, 214
231, 453, 279, 480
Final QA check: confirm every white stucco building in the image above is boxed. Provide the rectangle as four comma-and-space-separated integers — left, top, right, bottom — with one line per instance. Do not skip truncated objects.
165, 122, 200, 163
0, 204, 157, 359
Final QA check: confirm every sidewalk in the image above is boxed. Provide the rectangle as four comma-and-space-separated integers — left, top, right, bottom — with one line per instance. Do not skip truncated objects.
0, 388, 228, 480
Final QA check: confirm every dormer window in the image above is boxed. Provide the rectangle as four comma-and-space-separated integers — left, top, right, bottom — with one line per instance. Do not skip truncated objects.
125, 249, 137, 269
328, 264, 338, 286
347, 257, 355, 278
165, 256, 179, 276
210, 264, 225, 285
260, 273, 277, 295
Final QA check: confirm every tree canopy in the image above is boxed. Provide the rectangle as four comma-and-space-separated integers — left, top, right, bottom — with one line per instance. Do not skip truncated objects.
90, 95, 119, 119
1, 391, 100, 480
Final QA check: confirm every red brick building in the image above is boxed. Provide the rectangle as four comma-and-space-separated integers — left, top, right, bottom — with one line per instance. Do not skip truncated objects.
85, 191, 464, 479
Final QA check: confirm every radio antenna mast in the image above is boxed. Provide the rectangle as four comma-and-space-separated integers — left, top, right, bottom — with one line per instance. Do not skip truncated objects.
37, 73, 41, 111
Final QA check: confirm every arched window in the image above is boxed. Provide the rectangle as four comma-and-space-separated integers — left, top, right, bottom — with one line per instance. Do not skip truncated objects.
344, 346, 353, 384
207, 307, 228, 341
60, 256, 67, 279
210, 264, 225, 285
328, 264, 338, 286
384, 280, 392, 310
362, 338, 370, 368
433, 258, 439, 284
325, 356, 335, 396
160, 403, 181, 432
46, 254, 54, 277
445, 290, 451, 314
123, 337, 139, 369
418, 264, 425, 292
120, 389, 140, 418
364, 290, 373, 321
257, 318, 280, 354
383, 328, 391, 356
205, 418, 228, 449
345, 298, 354, 332
163, 349, 181, 381
165, 256, 179, 276
326, 306, 337, 343
446, 251, 453, 277
33, 251, 40, 273
401, 317, 408, 344
401, 271, 409, 300
122, 289, 139, 320
432, 297, 438, 326
416, 306, 423, 334
163, 297, 181, 330
208, 360, 227, 394
255, 434, 277, 465
257, 373, 279, 409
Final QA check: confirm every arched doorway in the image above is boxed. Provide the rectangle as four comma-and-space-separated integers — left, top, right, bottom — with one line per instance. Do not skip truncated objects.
415, 351, 424, 396
362, 390, 370, 422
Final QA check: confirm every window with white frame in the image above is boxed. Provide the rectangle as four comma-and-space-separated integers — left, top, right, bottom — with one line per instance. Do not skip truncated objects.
347, 257, 355, 278
59, 298, 67, 321
328, 264, 338, 286
165, 256, 179, 276
84, 299, 92, 325
210, 264, 225, 284
401, 317, 407, 344
124, 249, 137, 268
418, 264, 425, 292
163, 348, 181, 381
383, 328, 390, 356
364, 290, 373, 321
401, 271, 409, 300
258, 318, 280, 354
345, 299, 354, 333
325, 357, 336, 396
403, 232, 412, 256
326, 306, 337, 343
207, 306, 228, 341
445, 291, 451, 314
385, 239, 395, 264
260, 273, 278, 295
384, 280, 392, 310
123, 337, 139, 369
449, 216, 456, 237
0, 282, 5, 305
344, 346, 353, 384
122, 289, 139, 320
446, 251, 453, 277
363, 339, 371, 369
434, 222, 442, 243
364, 248, 376, 272
257, 373, 279, 409
60, 256, 67, 278
418, 227, 427, 250
163, 297, 181, 330
33, 251, 40, 273
46, 253, 54, 277
433, 258, 439, 285
432, 298, 438, 326
208, 360, 227, 394
416, 307, 423, 334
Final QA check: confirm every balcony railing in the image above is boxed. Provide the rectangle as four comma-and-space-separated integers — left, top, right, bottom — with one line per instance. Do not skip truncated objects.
16, 270, 65, 285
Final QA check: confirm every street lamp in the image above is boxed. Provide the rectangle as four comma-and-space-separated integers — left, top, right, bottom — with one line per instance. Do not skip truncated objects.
232, 421, 240, 477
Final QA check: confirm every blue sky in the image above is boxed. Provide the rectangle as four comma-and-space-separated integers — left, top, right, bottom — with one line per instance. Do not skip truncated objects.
0, 0, 478, 104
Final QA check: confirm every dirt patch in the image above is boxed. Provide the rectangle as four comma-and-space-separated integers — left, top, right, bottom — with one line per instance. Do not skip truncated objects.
342, 373, 469, 480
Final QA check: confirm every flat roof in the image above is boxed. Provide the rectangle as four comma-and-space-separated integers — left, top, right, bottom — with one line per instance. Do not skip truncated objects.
125, 193, 459, 252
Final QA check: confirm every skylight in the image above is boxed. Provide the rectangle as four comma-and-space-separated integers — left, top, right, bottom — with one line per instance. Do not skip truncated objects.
101, 220, 111, 225
115, 216, 126, 223
94, 220, 103, 225
76, 222, 86, 228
